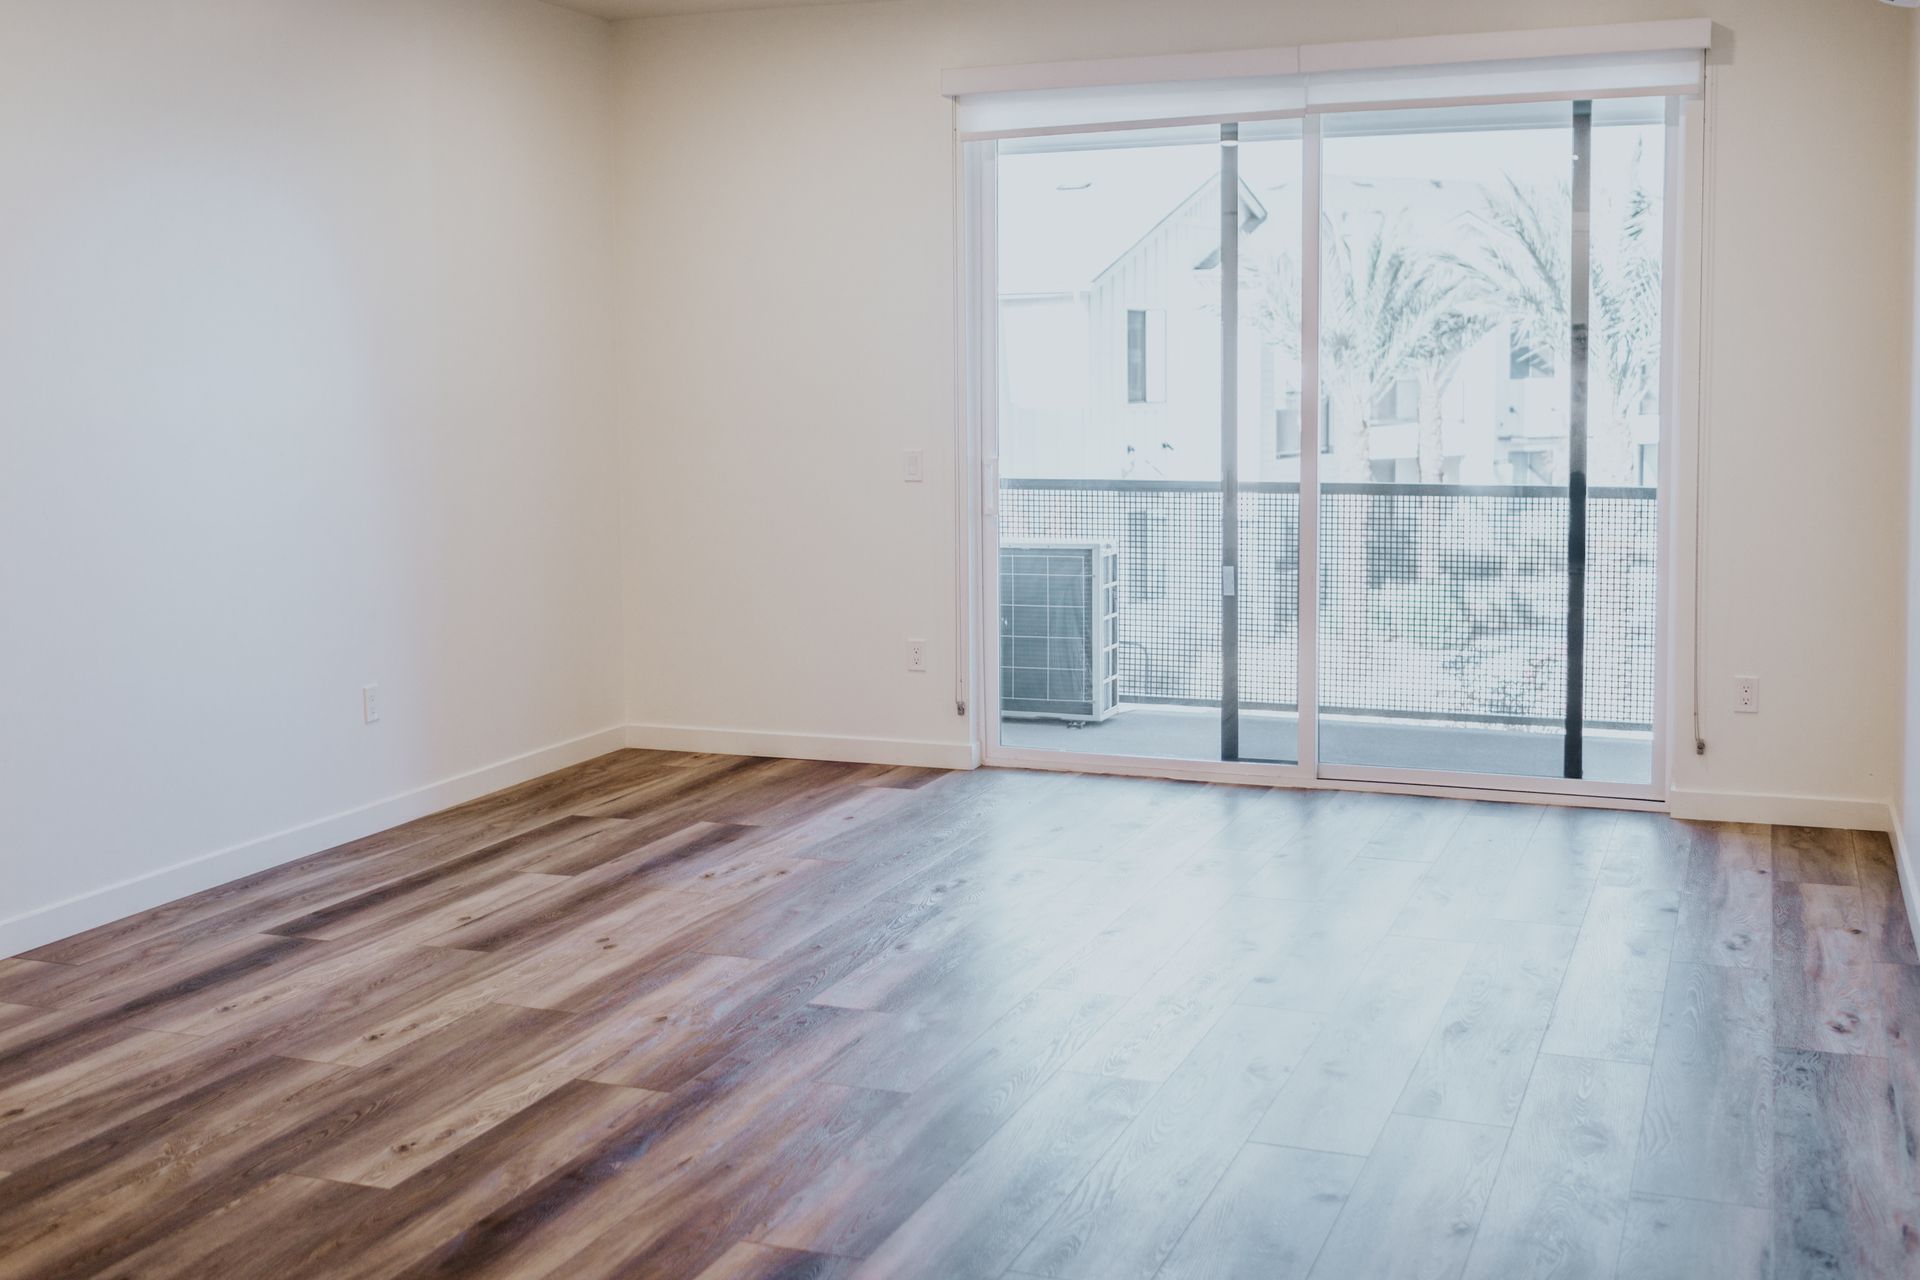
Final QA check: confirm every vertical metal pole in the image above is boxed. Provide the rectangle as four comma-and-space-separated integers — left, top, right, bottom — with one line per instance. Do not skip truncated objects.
1564, 101, 1592, 780
1220, 123, 1241, 763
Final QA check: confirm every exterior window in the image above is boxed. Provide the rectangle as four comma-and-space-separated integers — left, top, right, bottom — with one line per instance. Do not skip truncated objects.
1369, 376, 1419, 424
1509, 448, 1555, 484
1637, 443, 1659, 486
1125, 308, 1166, 403
1509, 326, 1555, 379
1276, 391, 1332, 458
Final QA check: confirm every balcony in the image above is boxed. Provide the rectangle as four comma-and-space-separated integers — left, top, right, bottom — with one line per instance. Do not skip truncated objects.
997, 478, 1657, 784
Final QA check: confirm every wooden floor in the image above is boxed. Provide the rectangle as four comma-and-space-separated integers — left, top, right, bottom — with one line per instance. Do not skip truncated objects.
2, 752, 1917, 1279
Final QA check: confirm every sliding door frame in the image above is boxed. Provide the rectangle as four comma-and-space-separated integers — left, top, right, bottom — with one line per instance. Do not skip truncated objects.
965, 91, 1699, 808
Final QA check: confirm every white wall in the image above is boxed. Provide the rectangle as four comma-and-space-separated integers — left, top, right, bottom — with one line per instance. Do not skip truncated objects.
0, 0, 623, 951
612, 0, 1917, 822
1903, 11, 1920, 907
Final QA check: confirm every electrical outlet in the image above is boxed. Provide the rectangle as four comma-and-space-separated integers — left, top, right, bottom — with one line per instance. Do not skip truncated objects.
1734, 676, 1758, 714
907, 639, 928, 673
362, 684, 381, 724
903, 449, 925, 483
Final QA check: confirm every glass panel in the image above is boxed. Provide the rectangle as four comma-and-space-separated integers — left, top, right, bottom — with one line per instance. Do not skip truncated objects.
1582, 98, 1666, 785
994, 128, 1227, 761
1317, 101, 1596, 779
1233, 122, 1305, 764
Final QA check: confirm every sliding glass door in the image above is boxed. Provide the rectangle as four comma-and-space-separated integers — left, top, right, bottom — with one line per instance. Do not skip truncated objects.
1314, 101, 1664, 786
993, 123, 1302, 764
983, 98, 1670, 794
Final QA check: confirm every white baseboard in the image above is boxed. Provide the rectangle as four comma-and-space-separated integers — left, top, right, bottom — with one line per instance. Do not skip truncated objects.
1666, 787, 1895, 833
0, 726, 630, 960
622, 722, 979, 771
1890, 813, 1920, 960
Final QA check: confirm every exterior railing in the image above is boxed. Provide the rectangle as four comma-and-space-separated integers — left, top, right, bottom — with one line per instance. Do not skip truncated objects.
999, 478, 1657, 730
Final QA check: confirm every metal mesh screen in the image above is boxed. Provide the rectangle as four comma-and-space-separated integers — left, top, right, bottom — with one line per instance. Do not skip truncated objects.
1000, 479, 1655, 729
1585, 489, 1659, 728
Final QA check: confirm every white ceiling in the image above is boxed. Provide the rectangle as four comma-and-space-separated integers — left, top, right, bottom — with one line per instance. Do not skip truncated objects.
543, 0, 883, 18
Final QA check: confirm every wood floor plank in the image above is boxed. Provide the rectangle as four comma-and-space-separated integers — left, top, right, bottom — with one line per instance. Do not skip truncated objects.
848, 1070, 1153, 1280
84, 1173, 383, 1280
1599, 812, 1692, 893
1772, 825, 1859, 887
0, 1019, 218, 1168
541, 1084, 901, 1280
1396, 920, 1579, 1127
1155, 1143, 1365, 1280
1771, 1047, 1920, 1278
693, 1243, 859, 1280
1614, 1193, 1772, 1280
582, 898, 935, 1091
1304, 1114, 1509, 1280
1634, 961, 1773, 1208
1490, 805, 1614, 928
1459, 1053, 1649, 1280
757, 984, 1120, 1257
383, 1007, 887, 1280
1539, 884, 1678, 1063
1013, 1004, 1323, 1279
1359, 794, 1473, 864
1671, 822, 1773, 969
288, 1004, 644, 1189
1064, 895, 1315, 1082
1855, 830, 1920, 965
1253, 932, 1474, 1154
1772, 883, 1879, 1055
1881, 960, 1920, 1219
1389, 801, 1546, 941
1040, 873, 1239, 999
89, 1078, 666, 1280
810, 895, 1119, 1094
0, 1053, 355, 1280
1234, 858, 1429, 1016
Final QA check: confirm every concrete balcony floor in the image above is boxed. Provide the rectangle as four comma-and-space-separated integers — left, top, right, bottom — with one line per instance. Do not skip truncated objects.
1001, 703, 1652, 786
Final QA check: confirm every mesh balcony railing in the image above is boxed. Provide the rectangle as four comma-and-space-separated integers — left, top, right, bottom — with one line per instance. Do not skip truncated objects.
999, 478, 1657, 731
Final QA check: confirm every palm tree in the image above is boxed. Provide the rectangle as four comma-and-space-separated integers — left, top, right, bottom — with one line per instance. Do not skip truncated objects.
1319, 213, 1459, 481
1450, 163, 1662, 485
1243, 214, 1470, 482
1407, 309, 1494, 482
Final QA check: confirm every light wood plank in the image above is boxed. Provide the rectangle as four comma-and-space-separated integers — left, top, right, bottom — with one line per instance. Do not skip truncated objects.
1305, 1114, 1508, 1280
1491, 805, 1614, 928
1396, 920, 1578, 1126
1253, 933, 1474, 1155
1390, 803, 1546, 941
1614, 1193, 1772, 1280
1015, 1004, 1322, 1279
1671, 822, 1773, 969
1460, 1053, 1648, 1280
1156, 1143, 1365, 1280
848, 1071, 1153, 1280
1635, 961, 1773, 1208
1540, 885, 1677, 1063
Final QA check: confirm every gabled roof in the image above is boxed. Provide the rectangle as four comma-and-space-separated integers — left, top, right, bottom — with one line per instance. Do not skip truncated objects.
1094, 172, 1269, 284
